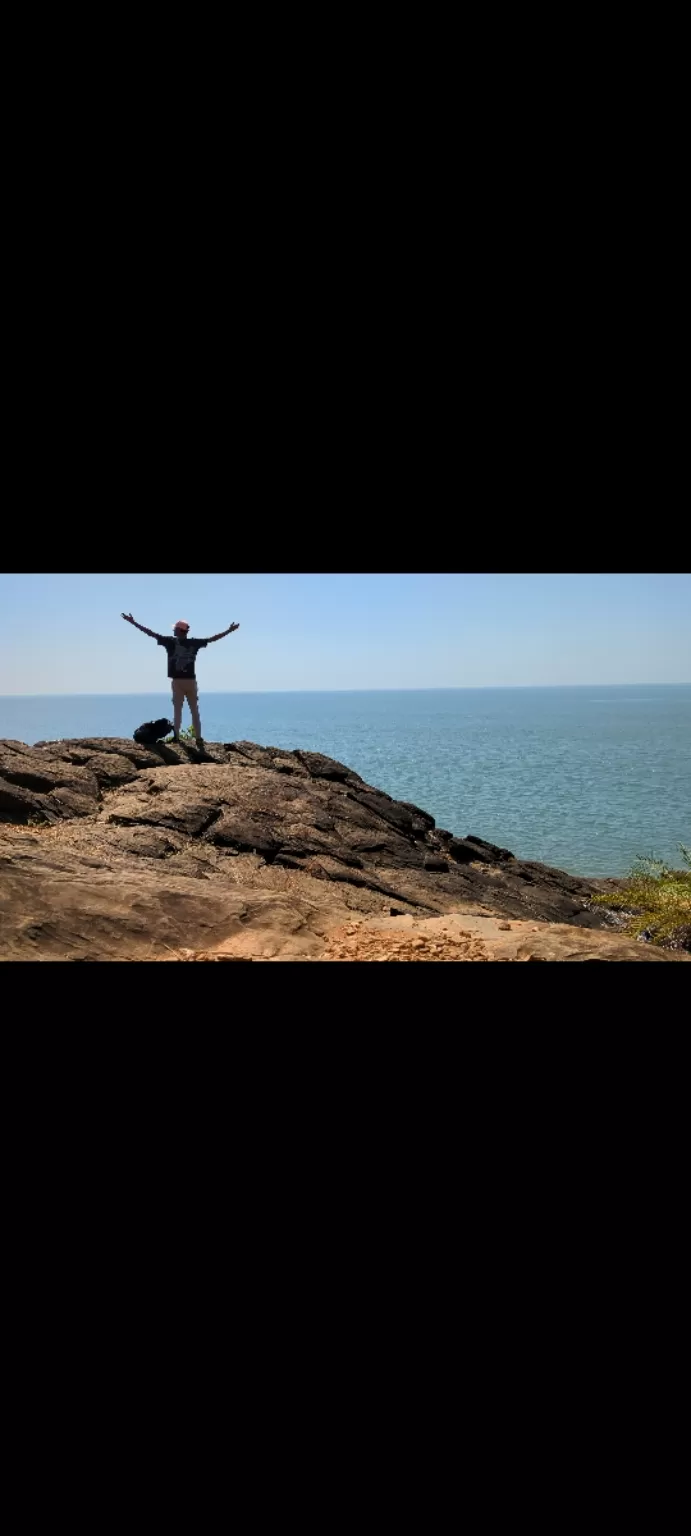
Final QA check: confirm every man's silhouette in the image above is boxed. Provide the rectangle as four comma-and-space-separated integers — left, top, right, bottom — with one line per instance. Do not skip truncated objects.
122, 613, 239, 748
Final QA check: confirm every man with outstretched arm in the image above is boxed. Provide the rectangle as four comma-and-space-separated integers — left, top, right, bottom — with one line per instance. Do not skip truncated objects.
121, 613, 239, 749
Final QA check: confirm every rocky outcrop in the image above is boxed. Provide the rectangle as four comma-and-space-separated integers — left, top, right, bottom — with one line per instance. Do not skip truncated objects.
0, 736, 685, 961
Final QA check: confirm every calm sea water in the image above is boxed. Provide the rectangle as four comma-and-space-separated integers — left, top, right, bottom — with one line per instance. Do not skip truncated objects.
1, 686, 689, 877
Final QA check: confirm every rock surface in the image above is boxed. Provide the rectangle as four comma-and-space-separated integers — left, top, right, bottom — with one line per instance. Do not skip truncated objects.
1, 736, 686, 962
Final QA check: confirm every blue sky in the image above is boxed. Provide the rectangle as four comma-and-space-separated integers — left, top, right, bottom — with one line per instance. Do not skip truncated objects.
2, 572, 689, 694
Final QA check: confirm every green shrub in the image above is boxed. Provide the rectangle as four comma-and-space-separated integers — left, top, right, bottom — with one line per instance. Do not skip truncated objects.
592, 844, 691, 947
164, 726, 196, 742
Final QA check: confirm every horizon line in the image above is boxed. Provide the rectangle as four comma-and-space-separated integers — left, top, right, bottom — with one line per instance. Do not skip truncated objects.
2, 682, 690, 700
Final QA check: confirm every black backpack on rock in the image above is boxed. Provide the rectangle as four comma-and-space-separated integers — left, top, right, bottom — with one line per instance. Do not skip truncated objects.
133, 718, 174, 745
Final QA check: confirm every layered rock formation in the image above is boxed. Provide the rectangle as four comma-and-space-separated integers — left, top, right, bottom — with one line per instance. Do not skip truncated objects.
0, 737, 686, 961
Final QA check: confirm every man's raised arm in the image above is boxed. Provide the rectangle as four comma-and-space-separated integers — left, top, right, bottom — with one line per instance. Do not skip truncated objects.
205, 622, 240, 643
121, 612, 159, 638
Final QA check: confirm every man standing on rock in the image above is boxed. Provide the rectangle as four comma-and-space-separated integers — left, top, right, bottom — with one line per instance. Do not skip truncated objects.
121, 613, 239, 748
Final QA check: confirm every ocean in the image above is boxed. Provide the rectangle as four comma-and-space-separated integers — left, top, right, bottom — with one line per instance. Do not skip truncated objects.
1, 686, 689, 878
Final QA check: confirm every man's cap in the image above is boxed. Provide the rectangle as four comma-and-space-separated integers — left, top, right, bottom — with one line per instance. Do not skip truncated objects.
173, 620, 190, 631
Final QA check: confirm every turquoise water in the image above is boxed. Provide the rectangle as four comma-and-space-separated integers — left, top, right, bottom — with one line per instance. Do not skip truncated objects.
1, 686, 689, 877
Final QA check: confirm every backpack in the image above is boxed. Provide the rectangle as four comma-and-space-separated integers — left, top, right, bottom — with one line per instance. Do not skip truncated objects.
133, 718, 174, 745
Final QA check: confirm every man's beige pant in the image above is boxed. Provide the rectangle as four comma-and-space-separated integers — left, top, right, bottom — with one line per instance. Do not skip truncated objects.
172, 678, 202, 738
